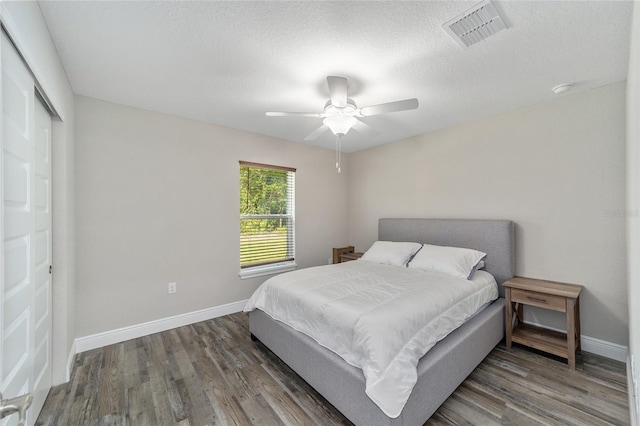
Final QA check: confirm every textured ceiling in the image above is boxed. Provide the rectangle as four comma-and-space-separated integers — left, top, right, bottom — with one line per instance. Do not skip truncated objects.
39, 1, 632, 153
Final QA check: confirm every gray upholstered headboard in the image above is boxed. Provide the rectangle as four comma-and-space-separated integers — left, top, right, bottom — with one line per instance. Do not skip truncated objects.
379, 218, 515, 297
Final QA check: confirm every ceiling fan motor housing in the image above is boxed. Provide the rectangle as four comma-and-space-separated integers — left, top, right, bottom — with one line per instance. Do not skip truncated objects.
324, 99, 358, 117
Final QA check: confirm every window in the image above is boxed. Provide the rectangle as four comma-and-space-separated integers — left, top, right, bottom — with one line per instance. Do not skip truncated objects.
239, 161, 296, 279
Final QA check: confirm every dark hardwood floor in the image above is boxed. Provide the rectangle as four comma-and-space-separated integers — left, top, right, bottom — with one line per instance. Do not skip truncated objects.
36, 313, 629, 425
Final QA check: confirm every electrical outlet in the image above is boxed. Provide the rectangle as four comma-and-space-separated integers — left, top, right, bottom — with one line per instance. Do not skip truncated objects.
168, 282, 177, 294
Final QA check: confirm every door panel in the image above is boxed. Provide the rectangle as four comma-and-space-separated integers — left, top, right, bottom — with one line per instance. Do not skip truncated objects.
30, 97, 52, 419
2, 31, 35, 426
1, 31, 52, 426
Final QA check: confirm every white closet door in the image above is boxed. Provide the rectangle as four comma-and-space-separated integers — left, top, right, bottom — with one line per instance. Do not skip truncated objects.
1, 30, 53, 426
30, 91, 52, 422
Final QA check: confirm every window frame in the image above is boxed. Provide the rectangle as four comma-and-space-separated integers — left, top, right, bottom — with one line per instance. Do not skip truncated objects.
238, 161, 296, 279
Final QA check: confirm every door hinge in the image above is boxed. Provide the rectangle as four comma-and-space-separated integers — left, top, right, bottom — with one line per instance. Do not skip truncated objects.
49, 264, 52, 274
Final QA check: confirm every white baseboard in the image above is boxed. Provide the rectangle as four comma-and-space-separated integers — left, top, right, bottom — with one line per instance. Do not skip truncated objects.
581, 335, 628, 362
72, 301, 627, 363
65, 340, 77, 382
75, 300, 248, 354
628, 355, 638, 426
527, 320, 627, 362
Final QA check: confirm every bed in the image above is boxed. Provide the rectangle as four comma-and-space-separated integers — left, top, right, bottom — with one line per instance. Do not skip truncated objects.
247, 218, 515, 425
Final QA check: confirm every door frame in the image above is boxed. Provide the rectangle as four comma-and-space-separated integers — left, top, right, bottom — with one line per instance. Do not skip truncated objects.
0, 21, 59, 119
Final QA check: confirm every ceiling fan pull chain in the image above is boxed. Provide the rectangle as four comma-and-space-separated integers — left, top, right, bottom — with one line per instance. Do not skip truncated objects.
337, 135, 342, 174
335, 134, 339, 170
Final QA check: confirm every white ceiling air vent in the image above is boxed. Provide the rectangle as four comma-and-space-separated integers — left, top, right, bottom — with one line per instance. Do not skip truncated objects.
442, 0, 507, 49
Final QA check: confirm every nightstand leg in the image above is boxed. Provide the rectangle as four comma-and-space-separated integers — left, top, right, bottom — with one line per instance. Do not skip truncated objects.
516, 303, 523, 324
567, 298, 576, 370
505, 288, 513, 349
576, 298, 581, 352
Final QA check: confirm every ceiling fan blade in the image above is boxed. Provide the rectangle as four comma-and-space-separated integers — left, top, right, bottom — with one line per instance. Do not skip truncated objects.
327, 76, 348, 108
360, 98, 419, 117
352, 119, 380, 138
266, 111, 324, 118
304, 125, 329, 141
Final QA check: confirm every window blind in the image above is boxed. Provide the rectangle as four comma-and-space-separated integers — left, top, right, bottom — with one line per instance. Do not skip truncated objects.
239, 162, 295, 269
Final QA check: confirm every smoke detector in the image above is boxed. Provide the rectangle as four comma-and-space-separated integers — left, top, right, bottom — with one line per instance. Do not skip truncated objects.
443, 0, 507, 49
552, 84, 574, 95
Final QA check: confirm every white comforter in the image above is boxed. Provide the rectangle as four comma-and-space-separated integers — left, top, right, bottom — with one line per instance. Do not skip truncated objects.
243, 260, 498, 418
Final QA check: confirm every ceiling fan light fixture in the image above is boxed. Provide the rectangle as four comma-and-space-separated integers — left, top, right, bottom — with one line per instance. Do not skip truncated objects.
323, 115, 358, 136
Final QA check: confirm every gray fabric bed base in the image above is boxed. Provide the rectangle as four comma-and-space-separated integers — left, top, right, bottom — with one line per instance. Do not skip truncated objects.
249, 299, 505, 426
249, 218, 514, 424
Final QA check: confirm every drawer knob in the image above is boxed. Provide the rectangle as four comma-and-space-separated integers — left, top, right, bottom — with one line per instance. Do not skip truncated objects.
527, 296, 547, 303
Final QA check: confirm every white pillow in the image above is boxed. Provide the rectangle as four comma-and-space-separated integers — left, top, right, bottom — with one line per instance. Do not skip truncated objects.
408, 244, 487, 280
467, 260, 486, 280
360, 241, 423, 267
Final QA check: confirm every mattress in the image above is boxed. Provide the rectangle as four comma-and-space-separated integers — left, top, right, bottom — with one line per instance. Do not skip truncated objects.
244, 260, 499, 417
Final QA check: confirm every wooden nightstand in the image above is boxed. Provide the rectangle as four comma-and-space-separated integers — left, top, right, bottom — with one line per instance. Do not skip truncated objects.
503, 276, 583, 369
339, 252, 363, 263
333, 246, 354, 264
332, 246, 363, 264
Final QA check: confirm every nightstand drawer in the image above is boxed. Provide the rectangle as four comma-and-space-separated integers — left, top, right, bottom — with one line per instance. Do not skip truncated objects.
510, 288, 566, 312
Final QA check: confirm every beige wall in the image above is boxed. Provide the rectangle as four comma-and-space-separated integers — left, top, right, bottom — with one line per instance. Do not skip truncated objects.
2, 1, 76, 385
74, 96, 349, 337
626, 0, 640, 418
348, 82, 628, 346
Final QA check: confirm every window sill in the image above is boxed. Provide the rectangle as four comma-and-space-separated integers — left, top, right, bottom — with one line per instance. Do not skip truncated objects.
239, 261, 297, 280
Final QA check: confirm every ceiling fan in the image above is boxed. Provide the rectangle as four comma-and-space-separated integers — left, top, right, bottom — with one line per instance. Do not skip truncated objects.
266, 76, 419, 141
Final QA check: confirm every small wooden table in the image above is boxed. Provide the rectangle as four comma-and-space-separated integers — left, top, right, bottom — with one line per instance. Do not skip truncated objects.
333, 246, 354, 264
333, 246, 364, 263
339, 252, 363, 263
503, 276, 583, 369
